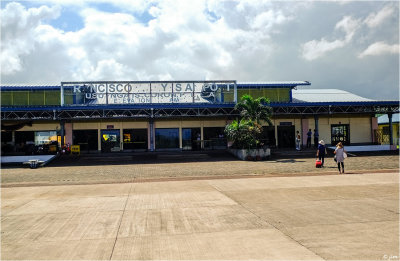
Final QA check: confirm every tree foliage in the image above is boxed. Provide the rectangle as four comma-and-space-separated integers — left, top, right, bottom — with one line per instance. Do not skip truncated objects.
234, 94, 272, 125
225, 119, 262, 149
225, 94, 273, 149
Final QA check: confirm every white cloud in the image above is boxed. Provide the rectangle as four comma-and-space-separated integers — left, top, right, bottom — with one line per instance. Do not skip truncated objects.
335, 16, 361, 42
251, 9, 292, 30
0, 2, 61, 75
302, 39, 346, 61
0, 1, 398, 100
301, 16, 360, 61
1, 0, 296, 83
34, 0, 153, 13
358, 41, 400, 58
364, 4, 395, 28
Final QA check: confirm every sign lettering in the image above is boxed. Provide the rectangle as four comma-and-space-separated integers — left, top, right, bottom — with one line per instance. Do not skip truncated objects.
62, 81, 235, 105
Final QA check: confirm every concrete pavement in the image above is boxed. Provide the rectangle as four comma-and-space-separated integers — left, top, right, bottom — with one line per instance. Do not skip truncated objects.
1, 172, 399, 260
1, 152, 399, 187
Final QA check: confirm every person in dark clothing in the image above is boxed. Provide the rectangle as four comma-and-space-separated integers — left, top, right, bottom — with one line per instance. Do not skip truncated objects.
316, 140, 327, 167
313, 129, 319, 148
307, 129, 312, 148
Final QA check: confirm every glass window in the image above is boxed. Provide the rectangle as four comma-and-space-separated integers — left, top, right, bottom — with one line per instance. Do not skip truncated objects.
182, 128, 201, 151
1, 131, 13, 143
203, 127, 225, 140
382, 126, 390, 135
15, 131, 35, 144
35, 131, 57, 145
203, 127, 226, 149
29, 91, 45, 105
331, 124, 350, 146
155, 128, 179, 149
73, 130, 98, 151
13, 91, 29, 105
123, 129, 148, 150
45, 90, 60, 105
1, 92, 13, 106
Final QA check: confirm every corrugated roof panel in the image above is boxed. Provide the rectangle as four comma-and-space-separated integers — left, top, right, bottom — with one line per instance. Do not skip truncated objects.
238, 81, 310, 86
292, 89, 373, 103
0, 85, 61, 90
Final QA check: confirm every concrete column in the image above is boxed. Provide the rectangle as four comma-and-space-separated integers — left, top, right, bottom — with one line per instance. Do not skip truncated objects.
314, 115, 319, 133
149, 108, 155, 152
97, 123, 101, 152
60, 84, 64, 106
388, 113, 393, 146
11, 131, 16, 152
301, 118, 309, 147
64, 123, 73, 145
314, 115, 319, 147
371, 116, 378, 144
120, 128, 123, 151
60, 121, 65, 146
179, 121, 182, 149
200, 121, 204, 149
149, 119, 155, 152
234, 83, 237, 103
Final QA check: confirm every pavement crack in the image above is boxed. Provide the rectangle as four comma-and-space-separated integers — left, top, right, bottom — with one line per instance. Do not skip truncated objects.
212, 185, 327, 260
108, 183, 134, 260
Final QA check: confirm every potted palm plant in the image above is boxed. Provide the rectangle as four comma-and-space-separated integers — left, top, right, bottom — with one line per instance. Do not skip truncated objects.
225, 94, 273, 160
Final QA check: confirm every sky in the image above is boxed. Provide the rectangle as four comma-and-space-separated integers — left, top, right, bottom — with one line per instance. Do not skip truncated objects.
1, 0, 399, 100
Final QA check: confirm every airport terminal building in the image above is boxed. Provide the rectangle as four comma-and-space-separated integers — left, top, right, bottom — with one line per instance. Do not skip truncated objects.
1, 81, 399, 154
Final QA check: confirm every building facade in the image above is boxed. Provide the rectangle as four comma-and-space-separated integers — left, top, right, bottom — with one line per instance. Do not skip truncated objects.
1, 81, 398, 154
378, 114, 399, 147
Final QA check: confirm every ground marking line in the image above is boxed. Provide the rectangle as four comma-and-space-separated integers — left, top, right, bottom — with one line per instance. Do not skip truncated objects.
209, 181, 326, 260
109, 183, 134, 260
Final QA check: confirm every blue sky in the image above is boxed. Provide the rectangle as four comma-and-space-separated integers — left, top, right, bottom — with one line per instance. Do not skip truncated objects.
1, 0, 399, 100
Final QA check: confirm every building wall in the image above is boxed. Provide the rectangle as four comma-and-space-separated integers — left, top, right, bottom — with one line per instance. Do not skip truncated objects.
378, 123, 399, 146
10, 115, 376, 151
269, 115, 373, 147
72, 121, 148, 130
19, 123, 60, 131
349, 117, 371, 144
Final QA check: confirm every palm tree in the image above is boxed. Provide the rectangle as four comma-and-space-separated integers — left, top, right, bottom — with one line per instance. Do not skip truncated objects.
224, 119, 262, 149
235, 94, 272, 125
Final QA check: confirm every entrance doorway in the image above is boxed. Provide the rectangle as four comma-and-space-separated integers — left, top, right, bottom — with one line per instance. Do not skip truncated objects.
73, 130, 98, 153
203, 127, 226, 149
123, 129, 148, 151
331, 124, 350, 146
277, 125, 295, 148
101, 129, 120, 152
182, 128, 201, 151
261, 126, 276, 148
155, 128, 179, 150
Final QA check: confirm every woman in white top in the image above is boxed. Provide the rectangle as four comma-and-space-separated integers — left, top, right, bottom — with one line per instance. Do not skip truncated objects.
295, 131, 301, 150
334, 142, 347, 174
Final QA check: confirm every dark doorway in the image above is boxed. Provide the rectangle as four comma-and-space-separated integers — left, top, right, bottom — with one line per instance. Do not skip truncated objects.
15, 131, 35, 154
123, 129, 148, 151
101, 129, 120, 152
203, 127, 226, 149
155, 128, 179, 149
182, 128, 201, 151
1, 131, 14, 154
277, 126, 295, 148
261, 126, 276, 147
73, 130, 98, 153
331, 124, 350, 146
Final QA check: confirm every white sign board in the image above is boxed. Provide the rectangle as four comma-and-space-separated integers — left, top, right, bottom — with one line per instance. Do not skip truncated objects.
61, 81, 236, 105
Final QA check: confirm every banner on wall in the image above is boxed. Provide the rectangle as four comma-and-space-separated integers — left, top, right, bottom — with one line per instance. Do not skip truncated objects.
61, 81, 236, 105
